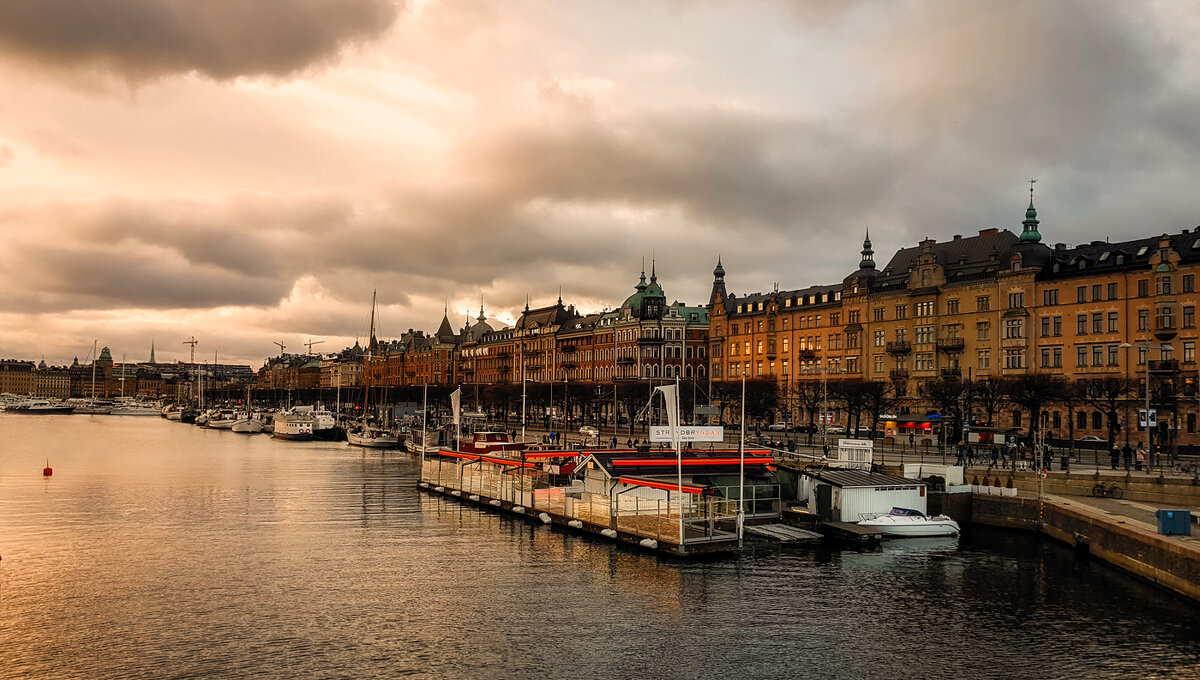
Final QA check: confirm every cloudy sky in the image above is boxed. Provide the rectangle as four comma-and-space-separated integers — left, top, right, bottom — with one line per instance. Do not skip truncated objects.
1, 0, 1198, 368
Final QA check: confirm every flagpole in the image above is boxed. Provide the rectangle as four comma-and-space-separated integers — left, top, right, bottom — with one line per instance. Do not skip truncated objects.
738, 370, 746, 546
676, 376, 683, 551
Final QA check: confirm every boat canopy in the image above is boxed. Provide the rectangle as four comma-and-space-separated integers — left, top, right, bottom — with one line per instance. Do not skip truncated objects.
888, 507, 927, 517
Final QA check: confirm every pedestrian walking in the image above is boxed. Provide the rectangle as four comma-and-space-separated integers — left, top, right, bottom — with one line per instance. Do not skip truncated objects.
1135, 443, 1146, 471
1121, 443, 1132, 470
990, 445, 999, 468
1110, 445, 1120, 470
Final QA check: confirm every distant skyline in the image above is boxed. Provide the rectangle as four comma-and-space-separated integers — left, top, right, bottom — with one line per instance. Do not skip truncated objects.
2, 1, 1199, 367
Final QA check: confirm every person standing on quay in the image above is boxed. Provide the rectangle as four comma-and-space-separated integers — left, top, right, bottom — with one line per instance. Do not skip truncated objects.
1135, 442, 1147, 471
1110, 444, 1121, 470
1121, 443, 1132, 471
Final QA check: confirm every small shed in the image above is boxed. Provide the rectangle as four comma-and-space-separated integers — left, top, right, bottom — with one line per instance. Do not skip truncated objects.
803, 469, 926, 522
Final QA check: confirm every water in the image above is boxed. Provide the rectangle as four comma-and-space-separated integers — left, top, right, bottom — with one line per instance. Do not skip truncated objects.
1, 416, 1198, 679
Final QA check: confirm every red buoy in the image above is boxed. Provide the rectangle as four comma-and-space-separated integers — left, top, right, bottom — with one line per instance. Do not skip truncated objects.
43, 460, 52, 476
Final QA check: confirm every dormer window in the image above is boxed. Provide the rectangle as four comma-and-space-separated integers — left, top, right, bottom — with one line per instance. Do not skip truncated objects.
1012, 260, 1021, 272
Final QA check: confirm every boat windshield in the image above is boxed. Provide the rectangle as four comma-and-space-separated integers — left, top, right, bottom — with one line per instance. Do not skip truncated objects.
888, 507, 927, 517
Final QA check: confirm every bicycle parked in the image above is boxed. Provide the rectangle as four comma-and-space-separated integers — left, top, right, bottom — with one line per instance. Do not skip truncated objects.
1091, 482, 1124, 499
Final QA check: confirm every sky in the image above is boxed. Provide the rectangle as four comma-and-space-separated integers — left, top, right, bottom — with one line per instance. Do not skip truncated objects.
1, 0, 1198, 368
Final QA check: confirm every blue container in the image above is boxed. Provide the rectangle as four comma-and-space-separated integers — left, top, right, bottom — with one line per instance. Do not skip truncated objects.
1155, 509, 1192, 536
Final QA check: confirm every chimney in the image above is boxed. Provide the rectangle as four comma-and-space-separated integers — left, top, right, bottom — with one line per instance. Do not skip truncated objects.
979, 228, 999, 236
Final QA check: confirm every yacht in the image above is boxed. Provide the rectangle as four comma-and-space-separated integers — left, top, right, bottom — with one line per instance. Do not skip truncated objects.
857, 507, 961, 538
273, 411, 315, 441
111, 399, 161, 416
8, 399, 76, 414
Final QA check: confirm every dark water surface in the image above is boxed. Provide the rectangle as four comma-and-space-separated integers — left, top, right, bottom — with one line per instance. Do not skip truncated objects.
2, 416, 1198, 679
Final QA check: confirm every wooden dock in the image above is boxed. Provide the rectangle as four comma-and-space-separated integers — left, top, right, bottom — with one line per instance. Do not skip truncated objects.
744, 523, 823, 543
820, 521, 883, 546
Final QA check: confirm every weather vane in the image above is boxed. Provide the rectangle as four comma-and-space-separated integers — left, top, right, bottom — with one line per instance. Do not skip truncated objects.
1028, 177, 1037, 201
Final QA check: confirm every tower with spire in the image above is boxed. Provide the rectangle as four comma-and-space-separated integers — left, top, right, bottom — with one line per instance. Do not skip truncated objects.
1020, 178, 1042, 243
860, 228, 876, 269
708, 256, 727, 308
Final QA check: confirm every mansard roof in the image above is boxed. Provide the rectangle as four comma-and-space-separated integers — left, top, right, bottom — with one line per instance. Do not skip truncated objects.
516, 301, 576, 330
721, 283, 842, 316
1039, 227, 1200, 280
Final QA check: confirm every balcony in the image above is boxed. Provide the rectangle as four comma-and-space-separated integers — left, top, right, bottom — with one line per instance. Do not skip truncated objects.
1149, 359, 1180, 373
886, 341, 911, 355
936, 337, 965, 353
796, 348, 817, 360
1154, 318, 1178, 342
637, 336, 666, 345
940, 367, 962, 378
890, 368, 910, 379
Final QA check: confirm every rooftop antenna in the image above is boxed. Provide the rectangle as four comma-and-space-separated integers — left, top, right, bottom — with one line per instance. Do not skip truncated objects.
273, 341, 286, 356
304, 339, 325, 355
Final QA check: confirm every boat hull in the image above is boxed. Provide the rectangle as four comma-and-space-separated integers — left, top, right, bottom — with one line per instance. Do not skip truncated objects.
231, 419, 264, 434
347, 432, 399, 448
857, 518, 961, 538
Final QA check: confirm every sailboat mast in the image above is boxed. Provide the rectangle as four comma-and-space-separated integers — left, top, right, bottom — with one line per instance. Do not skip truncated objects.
90, 339, 97, 400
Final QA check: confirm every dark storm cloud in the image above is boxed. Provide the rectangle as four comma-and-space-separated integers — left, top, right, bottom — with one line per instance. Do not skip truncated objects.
0, 0, 400, 80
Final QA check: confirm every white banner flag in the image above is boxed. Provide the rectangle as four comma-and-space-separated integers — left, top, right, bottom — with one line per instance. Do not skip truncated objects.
451, 387, 461, 427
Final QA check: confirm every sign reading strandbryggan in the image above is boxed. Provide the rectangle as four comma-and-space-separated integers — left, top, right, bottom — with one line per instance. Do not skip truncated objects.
648, 426, 726, 443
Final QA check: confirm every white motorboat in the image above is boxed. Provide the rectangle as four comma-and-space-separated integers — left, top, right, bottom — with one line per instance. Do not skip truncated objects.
347, 426, 399, 449
111, 399, 161, 416
70, 398, 113, 414
207, 410, 238, 429
8, 399, 76, 414
232, 416, 264, 434
857, 507, 961, 538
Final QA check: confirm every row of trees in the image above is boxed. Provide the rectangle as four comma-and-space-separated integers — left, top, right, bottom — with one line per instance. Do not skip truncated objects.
212, 373, 1182, 448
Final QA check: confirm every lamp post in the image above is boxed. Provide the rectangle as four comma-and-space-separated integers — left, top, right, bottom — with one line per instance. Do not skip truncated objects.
1120, 341, 1170, 476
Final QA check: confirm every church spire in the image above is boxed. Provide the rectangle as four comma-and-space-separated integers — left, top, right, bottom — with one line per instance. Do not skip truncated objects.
860, 227, 876, 269
1020, 178, 1042, 243
149, 337, 156, 364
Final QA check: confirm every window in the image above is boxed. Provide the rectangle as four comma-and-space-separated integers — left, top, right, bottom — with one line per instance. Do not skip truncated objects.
1008, 292, 1024, 308
977, 296, 990, 312
1053, 316, 1062, 336
1108, 283, 1119, 299
895, 305, 907, 320
757, 339, 763, 354
1189, 413, 1196, 434
915, 326, 934, 344
847, 332, 860, 350
1005, 318, 1024, 339
1138, 309, 1149, 331
1108, 345, 1119, 366
830, 312, 840, 326
848, 310, 860, 324
1076, 314, 1088, 334
1004, 348, 1025, 369
1043, 289, 1059, 306
1041, 348, 1051, 368
895, 328, 907, 342
1159, 306, 1175, 331
977, 322, 990, 340
1108, 312, 1119, 333
730, 341, 738, 355
1185, 275, 1195, 293
782, 338, 789, 353
1077, 346, 1087, 367
756, 361, 763, 376
946, 299, 959, 314
1076, 286, 1087, 303
830, 334, 842, 350
1092, 412, 1103, 430
1093, 345, 1104, 367
1013, 410, 1023, 428
1041, 317, 1051, 337
757, 320, 764, 332
1158, 276, 1173, 295
1185, 306, 1195, 329
874, 355, 884, 373
978, 350, 990, 370
744, 341, 750, 355
874, 330, 884, 347
782, 318, 789, 331
1138, 347, 1147, 365
768, 318, 775, 331
1092, 313, 1103, 334
915, 353, 934, 371
1185, 341, 1196, 364
1138, 279, 1149, 297
1077, 411, 1087, 430
1092, 284, 1103, 301
873, 307, 884, 322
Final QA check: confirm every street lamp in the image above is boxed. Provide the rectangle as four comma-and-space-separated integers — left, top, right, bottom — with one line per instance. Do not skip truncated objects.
1120, 341, 1170, 475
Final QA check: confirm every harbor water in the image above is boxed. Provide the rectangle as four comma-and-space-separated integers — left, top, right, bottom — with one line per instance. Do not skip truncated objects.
1, 416, 1198, 679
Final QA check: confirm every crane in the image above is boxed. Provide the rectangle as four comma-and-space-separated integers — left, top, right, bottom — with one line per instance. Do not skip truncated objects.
304, 339, 325, 355
273, 341, 286, 356
181, 336, 198, 364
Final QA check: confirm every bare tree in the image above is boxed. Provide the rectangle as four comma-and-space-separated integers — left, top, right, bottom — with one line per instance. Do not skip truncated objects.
970, 376, 1007, 429
1002, 374, 1068, 442
1082, 376, 1137, 454
919, 376, 967, 442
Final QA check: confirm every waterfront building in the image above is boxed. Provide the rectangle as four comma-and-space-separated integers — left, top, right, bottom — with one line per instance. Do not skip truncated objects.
0, 359, 35, 395
710, 192, 1200, 446
33, 362, 71, 399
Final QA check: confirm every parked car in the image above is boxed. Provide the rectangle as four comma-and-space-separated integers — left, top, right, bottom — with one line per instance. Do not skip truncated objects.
1077, 435, 1104, 442
826, 425, 847, 435
767, 422, 793, 432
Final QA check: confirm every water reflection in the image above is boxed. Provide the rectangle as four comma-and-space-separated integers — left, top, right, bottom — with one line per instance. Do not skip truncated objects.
1, 416, 1198, 679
